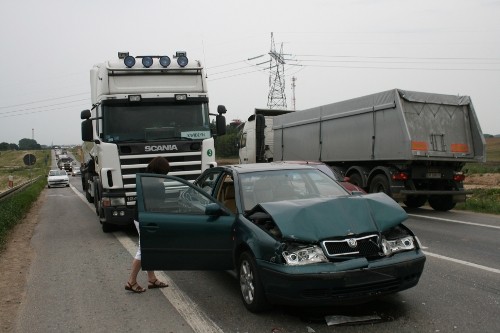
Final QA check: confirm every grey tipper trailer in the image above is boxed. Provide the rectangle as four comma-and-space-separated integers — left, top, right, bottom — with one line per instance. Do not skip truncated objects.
273, 89, 486, 211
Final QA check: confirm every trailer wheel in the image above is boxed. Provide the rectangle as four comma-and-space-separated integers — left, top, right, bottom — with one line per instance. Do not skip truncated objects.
404, 195, 428, 208
369, 174, 391, 196
428, 195, 456, 211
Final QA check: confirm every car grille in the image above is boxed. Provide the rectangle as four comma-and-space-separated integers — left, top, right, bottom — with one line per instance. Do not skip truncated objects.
321, 234, 380, 258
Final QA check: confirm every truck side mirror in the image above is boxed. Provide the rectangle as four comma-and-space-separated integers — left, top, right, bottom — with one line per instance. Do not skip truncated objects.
216, 115, 226, 136
81, 119, 93, 141
81, 109, 91, 120
217, 105, 227, 114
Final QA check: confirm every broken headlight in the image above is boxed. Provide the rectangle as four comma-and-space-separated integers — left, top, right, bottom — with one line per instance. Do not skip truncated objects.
282, 245, 328, 266
381, 236, 415, 256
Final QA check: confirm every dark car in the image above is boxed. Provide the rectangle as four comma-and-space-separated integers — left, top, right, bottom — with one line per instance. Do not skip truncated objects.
136, 163, 425, 312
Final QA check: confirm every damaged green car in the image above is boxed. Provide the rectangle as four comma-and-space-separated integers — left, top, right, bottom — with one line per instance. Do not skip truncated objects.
137, 163, 426, 312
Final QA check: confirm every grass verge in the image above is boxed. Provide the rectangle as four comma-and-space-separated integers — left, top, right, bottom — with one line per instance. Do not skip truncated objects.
455, 188, 500, 215
0, 177, 47, 252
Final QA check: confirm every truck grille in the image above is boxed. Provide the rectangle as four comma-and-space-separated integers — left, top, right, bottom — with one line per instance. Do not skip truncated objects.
321, 234, 380, 258
119, 153, 202, 186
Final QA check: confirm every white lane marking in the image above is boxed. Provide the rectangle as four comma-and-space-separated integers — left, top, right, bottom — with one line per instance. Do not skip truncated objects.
423, 251, 500, 274
70, 185, 224, 333
408, 214, 500, 230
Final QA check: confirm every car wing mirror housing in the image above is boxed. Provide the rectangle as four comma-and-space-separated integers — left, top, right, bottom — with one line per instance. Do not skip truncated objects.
205, 203, 227, 216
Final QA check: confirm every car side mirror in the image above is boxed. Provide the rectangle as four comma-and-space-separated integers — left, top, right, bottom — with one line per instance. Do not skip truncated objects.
205, 203, 227, 216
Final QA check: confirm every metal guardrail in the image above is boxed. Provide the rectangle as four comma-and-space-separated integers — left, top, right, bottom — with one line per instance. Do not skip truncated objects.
0, 176, 42, 202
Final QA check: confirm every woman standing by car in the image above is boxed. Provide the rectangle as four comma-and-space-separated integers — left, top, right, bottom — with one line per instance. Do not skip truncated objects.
125, 157, 170, 293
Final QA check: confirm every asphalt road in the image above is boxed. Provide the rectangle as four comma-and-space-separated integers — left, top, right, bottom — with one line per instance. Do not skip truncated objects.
14, 162, 500, 332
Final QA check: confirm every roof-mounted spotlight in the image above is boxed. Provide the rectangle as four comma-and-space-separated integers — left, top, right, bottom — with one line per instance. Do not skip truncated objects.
118, 52, 129, 59
124, 55, 136, 68
159, 56, 171, 68
142, 56, 153, 68
175, 51, 188, 67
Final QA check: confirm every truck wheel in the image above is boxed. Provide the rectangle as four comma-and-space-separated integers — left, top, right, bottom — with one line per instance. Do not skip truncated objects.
404, 195, 428, 208
428, 195, 456, 211
369, 175, 391, 196
101, 222, 114, 233
238, 252, 269, 313
85, 188, 94, 203
348, 173, 363, 188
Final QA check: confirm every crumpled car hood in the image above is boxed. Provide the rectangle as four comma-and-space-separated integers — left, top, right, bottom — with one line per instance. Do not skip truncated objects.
257, 193, 407, 242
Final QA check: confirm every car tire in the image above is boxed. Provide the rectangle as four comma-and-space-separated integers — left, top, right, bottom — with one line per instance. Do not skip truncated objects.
428, 195, 456, 211
348, 173, 363, 188
238, 251, 269, 313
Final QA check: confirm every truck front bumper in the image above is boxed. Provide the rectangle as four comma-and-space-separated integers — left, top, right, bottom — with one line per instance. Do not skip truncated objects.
102, 205, 135, 226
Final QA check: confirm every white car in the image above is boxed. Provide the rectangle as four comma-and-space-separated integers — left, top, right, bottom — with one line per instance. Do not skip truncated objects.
47, 169, 69, 188
71, 167, 81, 176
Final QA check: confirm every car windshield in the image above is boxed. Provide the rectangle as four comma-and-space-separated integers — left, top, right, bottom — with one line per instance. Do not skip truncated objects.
49, 170, 66, 176
239, 169, 348, 211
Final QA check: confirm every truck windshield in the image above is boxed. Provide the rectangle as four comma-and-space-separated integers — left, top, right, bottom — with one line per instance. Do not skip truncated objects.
101, 101, 211, 142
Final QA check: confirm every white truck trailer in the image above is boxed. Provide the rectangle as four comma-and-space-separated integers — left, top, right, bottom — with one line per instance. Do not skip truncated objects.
81, 51, 227, 232
240, 89, 486, 211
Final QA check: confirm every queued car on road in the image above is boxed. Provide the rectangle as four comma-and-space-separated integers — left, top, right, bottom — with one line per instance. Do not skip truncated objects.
136, 163, 425, 312
47, 169, 69, 188
274, 161, 365, 193
71, 167, 81, 176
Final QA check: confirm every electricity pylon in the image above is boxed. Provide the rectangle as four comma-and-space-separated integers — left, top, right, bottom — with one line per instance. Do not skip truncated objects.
267, 32, 287, 109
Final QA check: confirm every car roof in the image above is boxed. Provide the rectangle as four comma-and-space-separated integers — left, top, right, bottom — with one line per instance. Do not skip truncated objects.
217, 162, 316, 174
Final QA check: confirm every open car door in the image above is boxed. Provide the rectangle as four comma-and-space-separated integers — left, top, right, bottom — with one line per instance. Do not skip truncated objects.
136, 174, 235, 271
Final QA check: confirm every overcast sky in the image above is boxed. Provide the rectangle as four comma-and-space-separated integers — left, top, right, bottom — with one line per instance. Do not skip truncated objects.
1, 0, 499, 146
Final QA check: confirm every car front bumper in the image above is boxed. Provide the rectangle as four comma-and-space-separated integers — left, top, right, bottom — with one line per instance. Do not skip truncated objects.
257, 250, 426, 306
48, 180, 69, 187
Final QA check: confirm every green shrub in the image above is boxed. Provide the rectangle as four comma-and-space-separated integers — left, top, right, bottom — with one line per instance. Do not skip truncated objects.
455, 188, 500, 215
0, 177, 46, 251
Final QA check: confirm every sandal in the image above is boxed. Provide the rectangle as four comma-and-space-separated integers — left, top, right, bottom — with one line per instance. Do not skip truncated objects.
148, 279, 168, 289
125, 282, 146, 293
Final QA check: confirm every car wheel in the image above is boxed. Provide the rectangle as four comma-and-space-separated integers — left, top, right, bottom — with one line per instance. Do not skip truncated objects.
348, 173, 363, 188
404, 195, 428, 208
238, 252, 269, 313
369, 174, 391, 196
428, 195, 456, 211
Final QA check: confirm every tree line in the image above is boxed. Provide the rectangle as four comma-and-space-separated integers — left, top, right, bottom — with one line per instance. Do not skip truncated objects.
213, 120, 242, 158
0, 138, 42, 151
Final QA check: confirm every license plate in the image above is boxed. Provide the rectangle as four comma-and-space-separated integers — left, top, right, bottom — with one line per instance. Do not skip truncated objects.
426, 172, 441, 179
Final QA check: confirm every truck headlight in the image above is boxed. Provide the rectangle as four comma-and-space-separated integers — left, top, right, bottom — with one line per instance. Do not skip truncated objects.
102, 197, 126, 207
282, 245, 328, 266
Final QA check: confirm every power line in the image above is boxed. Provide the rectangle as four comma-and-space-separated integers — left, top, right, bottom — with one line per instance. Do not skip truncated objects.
0, 102, 89, 119
0, 92, 89, 109
0, 98, 89, 116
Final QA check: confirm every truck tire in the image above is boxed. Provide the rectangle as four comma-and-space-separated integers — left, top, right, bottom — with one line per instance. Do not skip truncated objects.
101, 222, 114, 233
404, 195, 428, 208
428, 195, 456, 211
369, 174, 391, 196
